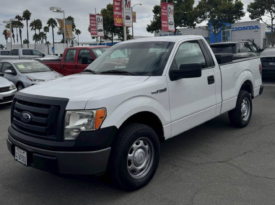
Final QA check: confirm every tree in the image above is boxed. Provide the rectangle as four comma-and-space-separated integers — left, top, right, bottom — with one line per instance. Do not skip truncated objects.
248, 0, 275, 46
33, 33, 40, 44
45, 41, 50, 54
22, 10, 31, 48
196, 0, 245, 42
47, 18, 57, 52
43, 26, 49, 44
75, 29, 81, 45
0, 44, 4, 49
2, 30, 8, 45
101, 4, 131, 44
147, 0, 200, 35
23, 39, 29, 44
39, 32, 46, 44
30, 19, 38, 47
15, 15, 24, 48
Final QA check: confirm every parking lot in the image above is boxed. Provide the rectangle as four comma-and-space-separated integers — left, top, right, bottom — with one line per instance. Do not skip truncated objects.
0, 80, 274, 205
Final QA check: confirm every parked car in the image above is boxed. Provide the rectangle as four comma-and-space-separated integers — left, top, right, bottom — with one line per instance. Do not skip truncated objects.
7, 36, 263, 191
39, 46, 109, 76
210, 41, 261, 60
0, 48, 59, 60
260, 47, 275, 77
0, 60, 63, 90
0, 74, 17, 105
0, 50, 10, 56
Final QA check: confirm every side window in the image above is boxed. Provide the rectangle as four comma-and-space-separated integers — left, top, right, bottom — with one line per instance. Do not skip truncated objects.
23, 50, 33, 55
171, 41, 206, 70
249, 42, 258, 52
11, 49, 19, 55
0, 63, 3, 72
78, 49, 94, 63
32, 50, 43, 56
240, 43, 252, 53
65, 49, 77, 62
2, 63, 15, 72
1, 51, 9, 55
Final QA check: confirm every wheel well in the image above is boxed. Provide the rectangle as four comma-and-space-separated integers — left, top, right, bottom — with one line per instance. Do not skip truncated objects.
121, 112, 165, 143
240, 80, 253, 98
16, 82, 23, 87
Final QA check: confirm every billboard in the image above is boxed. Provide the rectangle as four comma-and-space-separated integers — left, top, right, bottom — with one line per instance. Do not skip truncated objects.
124, 0, 132, 27
161, 2, 174, 32
96, 14, 104, 37
113, 0, 123, 26
6, 30, 10, 38
89, 14, 97, 36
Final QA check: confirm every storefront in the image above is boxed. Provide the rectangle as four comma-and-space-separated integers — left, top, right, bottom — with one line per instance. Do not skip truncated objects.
155, 20, 271, 48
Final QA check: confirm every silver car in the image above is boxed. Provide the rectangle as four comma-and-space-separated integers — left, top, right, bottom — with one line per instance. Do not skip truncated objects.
0, 75, 17, 105
0, 60, 63, 90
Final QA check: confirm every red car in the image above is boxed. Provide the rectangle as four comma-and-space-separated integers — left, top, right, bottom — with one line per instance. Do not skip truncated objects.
40, 46, 109, 76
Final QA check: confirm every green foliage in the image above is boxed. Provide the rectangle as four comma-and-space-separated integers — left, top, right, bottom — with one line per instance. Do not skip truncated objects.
100, 4, 131, 44
0, 44, 4, 49
196, 0, 245, 42
23, 39, 29, 44
147, 0, 200, 35
22, 10, 31, 48
248, 0, 275, 46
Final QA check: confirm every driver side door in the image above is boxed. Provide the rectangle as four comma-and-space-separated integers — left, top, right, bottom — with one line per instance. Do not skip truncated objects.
167, 40, 217, 137
2, 63, 18, 85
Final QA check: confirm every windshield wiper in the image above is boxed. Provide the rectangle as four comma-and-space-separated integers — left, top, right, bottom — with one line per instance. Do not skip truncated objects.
99, 70, 136, 76
82, 70, 97, 74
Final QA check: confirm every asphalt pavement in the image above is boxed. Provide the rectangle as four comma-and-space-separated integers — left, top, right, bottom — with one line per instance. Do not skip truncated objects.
0, 80, 275, 205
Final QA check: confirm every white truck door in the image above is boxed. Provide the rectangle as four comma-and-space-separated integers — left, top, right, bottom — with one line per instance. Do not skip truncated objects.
167, 40, 217, 137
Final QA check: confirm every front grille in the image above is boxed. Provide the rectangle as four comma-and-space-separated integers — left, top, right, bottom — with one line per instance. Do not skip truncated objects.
11, 93, 68, 141
0, 95, 14, 103
0, 86, 10, 93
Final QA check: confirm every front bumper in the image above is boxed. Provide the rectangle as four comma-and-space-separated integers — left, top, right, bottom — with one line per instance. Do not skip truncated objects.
7, 135, 111, 175
0, 89, 17, 105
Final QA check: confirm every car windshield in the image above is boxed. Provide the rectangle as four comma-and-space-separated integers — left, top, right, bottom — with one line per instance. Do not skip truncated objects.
91, 48, 109, 58
86, 42, 175, 76
14, 61, 52, 73
211, 44, 236, 54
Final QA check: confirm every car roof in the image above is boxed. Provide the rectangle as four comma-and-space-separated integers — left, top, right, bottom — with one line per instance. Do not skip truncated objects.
0, 59, 37, 64
70, 46, 110, 48
119, 35, 205, 44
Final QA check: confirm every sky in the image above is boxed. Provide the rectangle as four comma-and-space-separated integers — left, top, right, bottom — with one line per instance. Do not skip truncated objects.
0, 0, 256, 46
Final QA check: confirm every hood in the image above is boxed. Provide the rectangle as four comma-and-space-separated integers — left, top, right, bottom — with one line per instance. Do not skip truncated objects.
26, 71, 62, 81
21, 74, 149, 106
0, 76, 13, 87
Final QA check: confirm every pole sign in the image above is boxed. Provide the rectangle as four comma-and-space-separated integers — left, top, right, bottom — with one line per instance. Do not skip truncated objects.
113, 0, 123, 26
6, 30, 10, 38
132, 11, 136, 23
161, 2, 174, 32
96, 14, 104, 37
124, 0, 132, 27
89, 14, 97, 36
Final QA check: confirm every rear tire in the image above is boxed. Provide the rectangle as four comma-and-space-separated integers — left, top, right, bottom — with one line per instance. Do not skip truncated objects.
108, 123, 160, 191
228, 90, 252, 128
17, 83, 24, 91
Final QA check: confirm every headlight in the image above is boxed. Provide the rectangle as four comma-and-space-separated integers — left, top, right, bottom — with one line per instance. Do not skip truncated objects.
27, 76, 45, 82
64, 109, 106, 140
9, 84, 16, 90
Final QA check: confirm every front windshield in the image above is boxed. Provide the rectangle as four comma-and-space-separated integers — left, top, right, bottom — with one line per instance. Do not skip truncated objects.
14, 61, 52, 73
92, 48, 108, 57
86, 41, 175, 76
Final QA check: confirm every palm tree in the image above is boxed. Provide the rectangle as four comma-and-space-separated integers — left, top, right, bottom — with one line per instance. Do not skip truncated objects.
39, 32, 46, 44
43, 26, 49, 44
75, 29, 81, 46
0, 44, 4, 49
15, 15, 23, 44
22, 10, 31, 48
45, 41, 50, 55
33, 33, 40, 44
30, 20, 37, 47
2, 30, 8, 45
47, 18, 57, 53
36, 19, 42, 33
23, 39, 29, 44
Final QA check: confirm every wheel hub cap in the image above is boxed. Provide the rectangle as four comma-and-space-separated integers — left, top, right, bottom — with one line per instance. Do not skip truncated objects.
134, 149, 146, 166
241, 98, 251, 121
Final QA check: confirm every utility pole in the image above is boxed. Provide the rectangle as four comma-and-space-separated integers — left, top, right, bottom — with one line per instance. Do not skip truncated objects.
123, 0, 127, 41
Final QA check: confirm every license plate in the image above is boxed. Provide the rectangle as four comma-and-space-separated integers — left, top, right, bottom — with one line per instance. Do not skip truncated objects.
269, 62, 275, 65
0, 94, 3, 100
15, 147, 28, 166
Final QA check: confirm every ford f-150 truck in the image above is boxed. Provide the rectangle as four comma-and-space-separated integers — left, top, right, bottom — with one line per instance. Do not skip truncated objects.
0, 48, 58, 60
7, 36, 263, 191
39, 46, 109, 76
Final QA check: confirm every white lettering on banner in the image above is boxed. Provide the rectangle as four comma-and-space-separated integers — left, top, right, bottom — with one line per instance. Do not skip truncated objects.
232, 25, 260, 31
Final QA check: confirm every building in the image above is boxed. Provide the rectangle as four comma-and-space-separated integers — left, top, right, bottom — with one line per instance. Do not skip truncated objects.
155, 20, 273, 49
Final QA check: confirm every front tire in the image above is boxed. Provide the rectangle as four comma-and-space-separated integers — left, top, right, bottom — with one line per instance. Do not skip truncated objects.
17, 83, 25, 91
108, 123, 160, 191
228, 90, 252, 128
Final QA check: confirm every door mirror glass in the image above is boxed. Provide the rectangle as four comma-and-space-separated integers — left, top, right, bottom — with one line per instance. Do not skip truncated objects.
0, 72, 4, 77
170, 64, 202, 81
5, 69, 14, 75
81, 56, 88, 64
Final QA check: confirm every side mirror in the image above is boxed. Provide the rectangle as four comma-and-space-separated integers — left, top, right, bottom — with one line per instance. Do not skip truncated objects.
0, 73, 3, 77
5, 69, 14, 75
215, 54, 233, 64
170, 64, 202, 81
81, 56, 88, 64
42, 54, 45, 57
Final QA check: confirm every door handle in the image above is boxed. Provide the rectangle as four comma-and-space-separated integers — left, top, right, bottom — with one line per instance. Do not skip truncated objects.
75, 65, 78, 69
207, 76, 215, 85
62, 64, 65, 68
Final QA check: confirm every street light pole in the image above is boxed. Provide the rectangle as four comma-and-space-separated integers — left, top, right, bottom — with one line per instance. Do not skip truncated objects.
123, 0, 126, 41
131, 3, 142, 39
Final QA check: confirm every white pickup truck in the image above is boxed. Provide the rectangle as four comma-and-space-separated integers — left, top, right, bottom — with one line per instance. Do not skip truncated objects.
7, 36, 263, 191
0, 48, 58, 60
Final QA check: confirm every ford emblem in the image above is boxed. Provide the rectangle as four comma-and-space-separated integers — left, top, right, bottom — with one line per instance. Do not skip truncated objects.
20, 112, 32, 123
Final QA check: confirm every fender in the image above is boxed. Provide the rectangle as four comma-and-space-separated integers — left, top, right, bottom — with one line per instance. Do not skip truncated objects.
101, 96, 171, 135
235, 70, 254, 97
